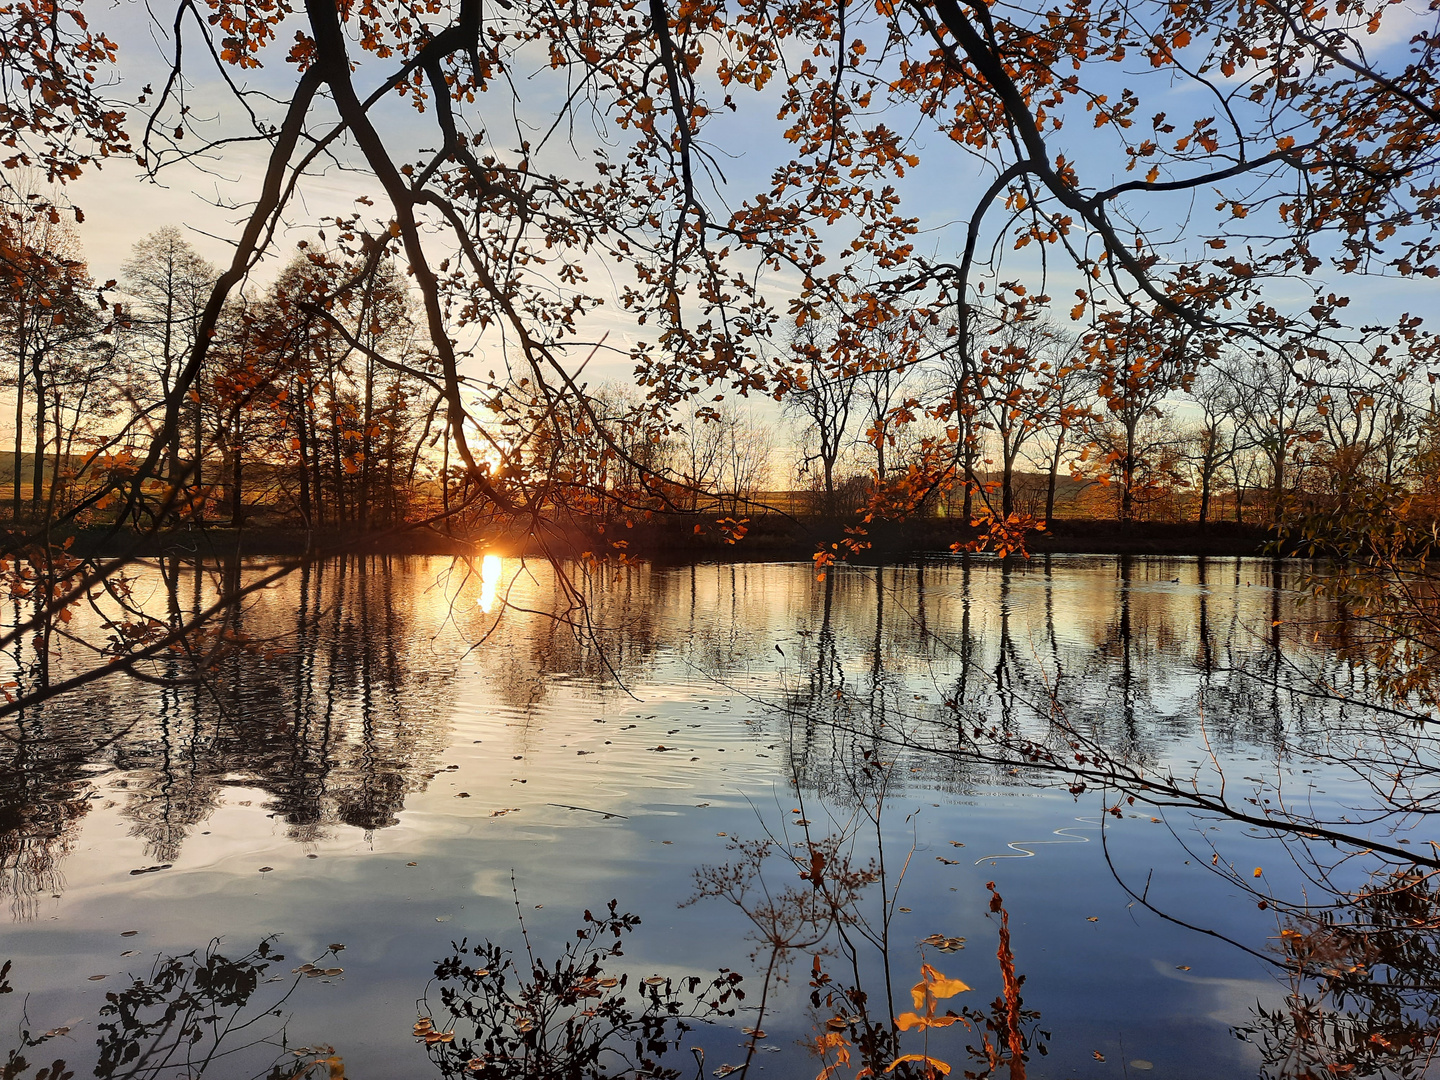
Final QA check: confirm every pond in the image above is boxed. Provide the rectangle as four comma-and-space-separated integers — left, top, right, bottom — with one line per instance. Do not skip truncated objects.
0, 555, 1430, 1079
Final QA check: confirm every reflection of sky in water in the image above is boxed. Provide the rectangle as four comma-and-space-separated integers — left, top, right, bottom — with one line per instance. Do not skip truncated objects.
0, 556, 1406, 1078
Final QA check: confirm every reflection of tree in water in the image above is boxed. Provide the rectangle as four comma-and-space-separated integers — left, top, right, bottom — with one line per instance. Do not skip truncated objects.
0, 557, 461, 913
0, 721, 94, 920
760, 557, 1440, 1078
1235, 867, 1440, 1079
197, 556, 454, 837
1, 909, 743, 1080
0, 939, 346, 1080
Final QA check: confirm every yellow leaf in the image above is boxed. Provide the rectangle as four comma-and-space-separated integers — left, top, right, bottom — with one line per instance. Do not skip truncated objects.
895, 1012, 928, 1031
1253, 867, 1263, 877
921, 964, 970, 999
887, 1055, 951, 1075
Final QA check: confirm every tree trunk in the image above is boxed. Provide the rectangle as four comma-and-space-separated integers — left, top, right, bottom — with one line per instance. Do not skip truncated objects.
360, 353, 374, 528
1045, 435, 1063, 523
230, 402, 245, 528
192, 394, 203, 520
1001, 442, 1015, 518
29, 359, 44, 515
13, 326, 25, 521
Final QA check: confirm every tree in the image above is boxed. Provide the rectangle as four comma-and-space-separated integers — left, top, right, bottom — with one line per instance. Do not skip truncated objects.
971, 309, 1059, 519
1183, 360, 1244, 528
1022, 336, 1091, 525
120, 227, 215, 495
1231, 347, 1318, 524
0, 193, 95, 521
1082, 310, 1195, 523
783, 319, 860, 515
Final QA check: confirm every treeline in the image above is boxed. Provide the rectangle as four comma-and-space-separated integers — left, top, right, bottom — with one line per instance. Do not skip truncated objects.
0, 211, 444, 528
4, 206, 1438, 539
777, 303, 1440, 529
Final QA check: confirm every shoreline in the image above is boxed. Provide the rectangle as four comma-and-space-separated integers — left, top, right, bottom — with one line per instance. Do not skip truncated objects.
38, 516, 1282, 562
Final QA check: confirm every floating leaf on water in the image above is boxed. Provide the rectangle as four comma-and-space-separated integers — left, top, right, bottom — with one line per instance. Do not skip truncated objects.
713, 1065, 742, 1077
467, 1059, 486, 1072
425, 1031, 455, 1045
597, 977, 618, 988
1175, 965, 1191, 971
455, 792, 471, 798
307, 853, 319, 859
1092, 1052, 1106, 1062
329, 944, 345, 952
324, 968, 343, 976
921, 934, 965, 953
935, 857, 959, 865
120, 950, 138, 957
407, 862, 418, 866
794, 819, 811, 826
897, 907, 912, 913
1130, 1061, 1153, 1071
120, 931, 138, 937
88, 975, 106, 981
258, 866, 274, 873
472, 969, 491, 977
644, 976, 667, 986
514, 1018, 535, 1033
414, 1019, 434, 1037
1086, 916, 1098, 922
293, 964, 316, 973
948, 842, 964, 847
826, 1017, 850, 1031
741, 1028, 766, 1038
305, 968, 325, 977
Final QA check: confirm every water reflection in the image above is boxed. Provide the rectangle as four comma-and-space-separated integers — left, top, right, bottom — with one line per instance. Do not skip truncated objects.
0, 556, 459, 915
479, 554, 502, 615
2, 555, 1436, 1079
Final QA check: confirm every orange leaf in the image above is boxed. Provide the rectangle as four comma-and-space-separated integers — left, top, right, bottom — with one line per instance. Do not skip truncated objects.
887, 1055, 950, 1075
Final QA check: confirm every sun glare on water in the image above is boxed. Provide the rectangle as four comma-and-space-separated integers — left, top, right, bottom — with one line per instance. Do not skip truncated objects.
478, 554, 502, 613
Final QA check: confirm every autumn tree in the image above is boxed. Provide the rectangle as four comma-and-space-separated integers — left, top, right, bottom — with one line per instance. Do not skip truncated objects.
1082, 310, 1195, 523
0, 194, 96, 520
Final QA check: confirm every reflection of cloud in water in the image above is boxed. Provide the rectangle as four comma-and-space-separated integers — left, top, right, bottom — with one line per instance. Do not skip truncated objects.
1148, 956, 1287, 1026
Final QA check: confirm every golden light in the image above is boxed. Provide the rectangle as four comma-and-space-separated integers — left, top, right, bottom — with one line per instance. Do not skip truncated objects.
478, 553, 502, 613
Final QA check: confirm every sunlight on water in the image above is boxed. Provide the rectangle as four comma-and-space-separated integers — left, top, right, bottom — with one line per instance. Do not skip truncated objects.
478, 553, 501, 612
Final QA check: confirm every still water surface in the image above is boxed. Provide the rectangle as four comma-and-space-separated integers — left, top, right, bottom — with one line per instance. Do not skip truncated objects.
0, 556, 1409, 1078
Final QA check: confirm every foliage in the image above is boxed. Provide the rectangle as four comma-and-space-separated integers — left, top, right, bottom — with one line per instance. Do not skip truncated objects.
1, 940, 343, 1080
418, 900, 744, 1080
